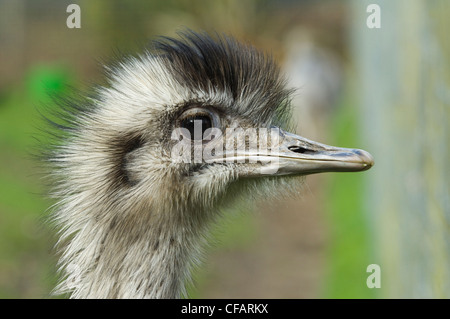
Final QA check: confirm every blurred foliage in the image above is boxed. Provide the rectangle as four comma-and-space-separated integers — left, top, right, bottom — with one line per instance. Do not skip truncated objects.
353, 0, 450, 298
0, 66, 70, 298
323, 85, 375, 299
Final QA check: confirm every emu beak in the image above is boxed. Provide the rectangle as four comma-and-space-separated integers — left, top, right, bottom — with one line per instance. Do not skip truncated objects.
204, 127, 374, 177
265, 130, 374, 176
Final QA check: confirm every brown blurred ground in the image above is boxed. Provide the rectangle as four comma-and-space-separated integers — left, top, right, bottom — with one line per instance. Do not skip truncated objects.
200, 176, 328, 298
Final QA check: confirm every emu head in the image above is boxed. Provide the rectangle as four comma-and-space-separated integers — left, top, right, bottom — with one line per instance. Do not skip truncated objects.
48, 31, 373, 298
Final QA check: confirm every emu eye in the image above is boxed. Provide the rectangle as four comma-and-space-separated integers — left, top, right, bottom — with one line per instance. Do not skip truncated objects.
178, 108, 219, 141
180, 115, 212, 140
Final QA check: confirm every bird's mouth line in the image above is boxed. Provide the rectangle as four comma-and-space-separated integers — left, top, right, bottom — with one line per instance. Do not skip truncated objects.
207, 154, 369, 165
203, 150, 374, 176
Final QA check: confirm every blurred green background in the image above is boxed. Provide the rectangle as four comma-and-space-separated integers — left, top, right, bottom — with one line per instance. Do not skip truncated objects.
0, 0, 448, 298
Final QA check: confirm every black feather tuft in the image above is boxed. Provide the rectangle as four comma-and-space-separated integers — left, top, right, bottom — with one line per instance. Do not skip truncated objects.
151, 30, 293, 127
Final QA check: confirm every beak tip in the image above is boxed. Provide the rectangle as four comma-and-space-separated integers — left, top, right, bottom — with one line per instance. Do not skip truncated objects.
355, 149, 374, 170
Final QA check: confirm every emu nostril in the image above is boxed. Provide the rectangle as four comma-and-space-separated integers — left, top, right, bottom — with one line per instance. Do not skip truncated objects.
288, 145, 315, 154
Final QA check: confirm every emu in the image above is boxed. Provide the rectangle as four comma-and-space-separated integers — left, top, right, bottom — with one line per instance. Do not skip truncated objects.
46, 31, 373, 299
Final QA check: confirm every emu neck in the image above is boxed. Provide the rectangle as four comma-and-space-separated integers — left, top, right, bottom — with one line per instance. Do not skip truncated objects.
61, 205, 209, 299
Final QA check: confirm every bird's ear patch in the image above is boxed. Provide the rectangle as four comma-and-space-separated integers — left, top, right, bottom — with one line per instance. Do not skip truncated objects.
110, 133, 145, 187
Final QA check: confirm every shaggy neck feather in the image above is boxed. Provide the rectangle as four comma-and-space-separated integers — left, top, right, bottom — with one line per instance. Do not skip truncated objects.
56, 202, 209, 299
